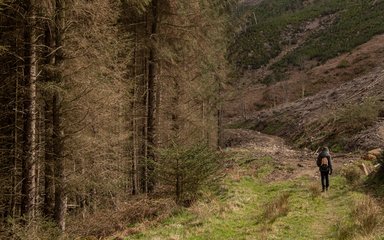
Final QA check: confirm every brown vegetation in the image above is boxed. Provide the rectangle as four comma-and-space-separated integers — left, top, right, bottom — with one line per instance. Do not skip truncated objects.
336, 195, 383, 239
0, 0, 232, 238
233, 69, 384, 150
224, 32, 384, 135
262, 192, 290, 223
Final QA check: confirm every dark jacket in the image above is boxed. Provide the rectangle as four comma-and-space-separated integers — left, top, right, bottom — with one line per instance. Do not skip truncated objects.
317, 148, 333, 172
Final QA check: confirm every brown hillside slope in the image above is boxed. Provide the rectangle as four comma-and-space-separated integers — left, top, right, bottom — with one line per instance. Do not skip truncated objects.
235, 67, 384, 150
225, 34, 384, 120
264, 34, 384, 106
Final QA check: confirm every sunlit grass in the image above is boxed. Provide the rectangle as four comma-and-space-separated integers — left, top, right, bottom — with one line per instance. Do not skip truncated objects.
126, 151, 383, 240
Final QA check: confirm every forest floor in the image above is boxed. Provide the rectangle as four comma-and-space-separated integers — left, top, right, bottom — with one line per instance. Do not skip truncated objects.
117, 130, 384, 240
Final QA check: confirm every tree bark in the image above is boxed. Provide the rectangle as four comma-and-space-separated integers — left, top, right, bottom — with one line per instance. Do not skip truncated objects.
140, 53, 148, 193
131, 25, 139, 195
53, 93, 66, 231
53, 0, 66, 231
10, 63, 21, 218
139, 13, 149, 194
44, 99, 55, 216
43, 20, 56, 217
21, 0, 38, 221
172, 79, 181, 203
146, 0, 159, 193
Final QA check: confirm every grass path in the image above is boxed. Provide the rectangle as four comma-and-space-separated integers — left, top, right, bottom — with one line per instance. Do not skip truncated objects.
122, 135, 383, 240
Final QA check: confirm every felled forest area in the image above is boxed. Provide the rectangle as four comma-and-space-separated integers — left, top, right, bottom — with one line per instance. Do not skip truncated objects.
0, 0, 233, 238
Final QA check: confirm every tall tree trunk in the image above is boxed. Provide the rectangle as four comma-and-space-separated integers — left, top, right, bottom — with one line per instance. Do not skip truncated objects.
131, 27, 139, 195
131, 95, 139, 195
44, 100, 54, 216
139, 13, 149, 193
43, 21, 55, 217
155, 63, 161, 147
21, 0, 38, 221
53, 0, 66, 231
10, 65, 21, 218
140, 53, 148, 193
53, 93, 65, 230
172, 78, 181, 203
146, 0, 159, 194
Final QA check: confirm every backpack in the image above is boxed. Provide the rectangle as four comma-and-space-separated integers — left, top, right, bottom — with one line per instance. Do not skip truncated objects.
320, 157, 329, 172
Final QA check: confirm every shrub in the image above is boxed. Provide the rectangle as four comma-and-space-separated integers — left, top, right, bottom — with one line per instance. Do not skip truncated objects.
262, 192, 290, 223
157, 143, 222, 206
66, 197, 176, 238
335, 195, 382, 239
3, 216, 62, 240
365, 152, 384, 198
336, 59, 350, 68
336, 98, 381, 133
352, 196, 382, 236
343, 165, 362, 185
307, 183, 321, 198
377, 151, 384, 174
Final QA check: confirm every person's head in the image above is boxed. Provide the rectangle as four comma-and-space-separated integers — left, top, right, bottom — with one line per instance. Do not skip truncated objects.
321, 146, 329, 153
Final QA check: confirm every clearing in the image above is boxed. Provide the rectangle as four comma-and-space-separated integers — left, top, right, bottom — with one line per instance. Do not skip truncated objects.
119, 130, 382, 240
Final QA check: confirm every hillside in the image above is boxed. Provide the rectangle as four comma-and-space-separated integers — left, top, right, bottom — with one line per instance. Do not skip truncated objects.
225, 33, 384, 115
233, 68, 384, 150
225, 0, 384, 151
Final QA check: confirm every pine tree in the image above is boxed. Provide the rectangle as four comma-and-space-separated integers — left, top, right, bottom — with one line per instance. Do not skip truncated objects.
52, 0, 66, 231
20, 0, 38, 221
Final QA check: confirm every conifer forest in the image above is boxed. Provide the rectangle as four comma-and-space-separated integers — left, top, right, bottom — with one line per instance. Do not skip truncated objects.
0, 0, 232, 238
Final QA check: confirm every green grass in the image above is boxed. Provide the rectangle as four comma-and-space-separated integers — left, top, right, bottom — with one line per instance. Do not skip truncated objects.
124, 150, 381, 240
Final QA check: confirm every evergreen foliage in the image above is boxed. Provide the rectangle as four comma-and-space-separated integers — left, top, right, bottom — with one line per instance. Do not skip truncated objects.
0, 0, 232, 237
157, 143, 222, 205
230, 0, 384, 80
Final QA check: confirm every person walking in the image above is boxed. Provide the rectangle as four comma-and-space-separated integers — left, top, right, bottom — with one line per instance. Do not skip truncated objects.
316, 146, 333, 192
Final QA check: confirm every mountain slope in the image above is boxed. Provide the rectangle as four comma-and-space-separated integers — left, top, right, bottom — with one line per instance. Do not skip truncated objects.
230, 0, 384, 73
225, 0, 384, 150
232, 67, 384, 150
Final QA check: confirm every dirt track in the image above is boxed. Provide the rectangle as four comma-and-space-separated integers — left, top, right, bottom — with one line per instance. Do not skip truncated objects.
223, 128, 358, 181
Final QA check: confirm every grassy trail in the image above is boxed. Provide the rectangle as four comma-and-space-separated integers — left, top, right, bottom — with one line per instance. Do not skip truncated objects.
124, 137, 382, 240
